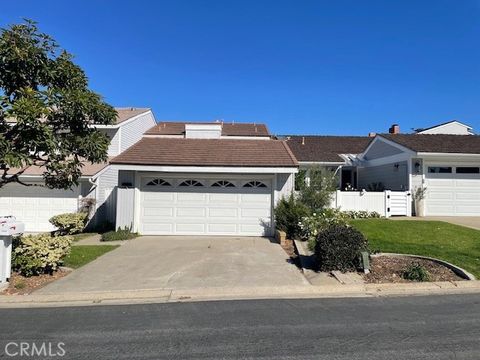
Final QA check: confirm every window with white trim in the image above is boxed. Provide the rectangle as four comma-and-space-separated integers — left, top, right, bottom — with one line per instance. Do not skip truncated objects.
243, 180, 267, 188
146, 179, 171, 186
211, 180, 236, 188
179, 179, 204, 187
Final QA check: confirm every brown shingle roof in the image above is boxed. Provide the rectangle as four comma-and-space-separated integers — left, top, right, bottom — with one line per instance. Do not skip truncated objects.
286, 136, 372, 163
381, 134, 480, 154
113, 108, 151, 124
145, 122, 270, 137
5, 107, 150, 125
12, 160, 109, 177
110, 138, 297, 167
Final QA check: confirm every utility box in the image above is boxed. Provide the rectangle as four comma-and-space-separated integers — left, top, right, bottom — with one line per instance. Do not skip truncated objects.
0, 216, 25, 284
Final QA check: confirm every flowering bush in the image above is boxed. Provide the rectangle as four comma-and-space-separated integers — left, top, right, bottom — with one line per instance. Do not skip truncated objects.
12, 234, 73, 277
342, 210, 382, 219
299, 209, 349, 249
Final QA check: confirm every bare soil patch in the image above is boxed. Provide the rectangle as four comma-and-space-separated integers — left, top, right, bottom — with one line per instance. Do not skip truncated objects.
1, 268, 71, 295
364, 255, 465, 283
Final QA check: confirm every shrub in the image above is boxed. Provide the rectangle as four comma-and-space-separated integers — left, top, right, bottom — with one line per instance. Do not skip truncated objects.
12, 234, 73, 277
313, 225, 369, 272
403, 262, 430, 282
274, 194, 310, 239
49, 212, 88, 235
299, 209, 349, 249
297, 166, 337, 212
342, 210, 382, 219
101, 227, 138, 242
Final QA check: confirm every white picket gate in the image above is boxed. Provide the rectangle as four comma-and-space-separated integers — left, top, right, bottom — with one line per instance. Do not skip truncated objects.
331, 190, 412, 218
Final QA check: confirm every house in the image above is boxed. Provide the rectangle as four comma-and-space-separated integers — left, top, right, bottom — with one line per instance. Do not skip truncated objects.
359, 133, 480, 216
110, 121, 298, 236
0, 108, 156, 232
284, 135, 372, 190
415, 120, 474, 135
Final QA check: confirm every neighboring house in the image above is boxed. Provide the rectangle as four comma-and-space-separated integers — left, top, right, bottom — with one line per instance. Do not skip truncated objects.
110, 122, 298, 236
415, 120, 474, 135
359, 133, 480, 216
0, 107, 156, 232
284, 135, 372, 190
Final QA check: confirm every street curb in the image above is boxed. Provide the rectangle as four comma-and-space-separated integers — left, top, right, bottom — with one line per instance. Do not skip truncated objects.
372, 253, 476, 280
1, 281, 480, 308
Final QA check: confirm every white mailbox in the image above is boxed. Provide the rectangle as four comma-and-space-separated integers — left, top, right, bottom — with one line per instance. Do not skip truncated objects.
0, 216, 25, 283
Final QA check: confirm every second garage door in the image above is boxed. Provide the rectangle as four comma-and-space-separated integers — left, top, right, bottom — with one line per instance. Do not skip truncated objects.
425, 164, 480, 216
139, 176, 272, 236
0, 182, 80, 232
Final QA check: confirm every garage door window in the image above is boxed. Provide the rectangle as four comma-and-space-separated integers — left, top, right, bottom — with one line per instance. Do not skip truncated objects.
179, 180, 204, 187
456, 167, 480, 174
146, 179, 171, 186
428, 167, 452, 174
243, 181, 267, 188
211, 180, 235, 188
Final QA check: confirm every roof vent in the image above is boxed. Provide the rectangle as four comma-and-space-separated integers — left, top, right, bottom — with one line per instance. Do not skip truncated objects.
302, 136, 305, 145
368, 132, 377, 137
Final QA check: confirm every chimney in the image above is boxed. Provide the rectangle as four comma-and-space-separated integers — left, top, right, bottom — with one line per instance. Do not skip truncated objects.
368, 132, 376, 137
301, 136, 305, 145
389, 124, 400, 134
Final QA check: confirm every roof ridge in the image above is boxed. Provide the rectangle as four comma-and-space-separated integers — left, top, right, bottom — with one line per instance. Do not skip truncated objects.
281, 140, 299, 165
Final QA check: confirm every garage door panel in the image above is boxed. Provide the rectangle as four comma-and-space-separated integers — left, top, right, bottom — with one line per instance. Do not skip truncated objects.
208, 193, 238, 203
143, 207, 174, 217
141, 192, 174, 201
177, 193, 205, 202
143, 223, 173, 233
175, 223, 205, 233
0, 183, 80, 232
209, 208, 238, 217
176, 207, 206, 217
208, 224, 238, 233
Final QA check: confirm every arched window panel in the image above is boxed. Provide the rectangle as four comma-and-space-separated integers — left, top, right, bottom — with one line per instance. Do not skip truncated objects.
179, 179, 204, 187
211, 180, 236, 188
243, 181, 267, 188
146, 178, 171, 186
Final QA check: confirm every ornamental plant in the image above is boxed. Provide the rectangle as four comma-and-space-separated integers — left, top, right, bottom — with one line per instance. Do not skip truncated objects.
49, 212, 88, 235
12, 233, 73, 276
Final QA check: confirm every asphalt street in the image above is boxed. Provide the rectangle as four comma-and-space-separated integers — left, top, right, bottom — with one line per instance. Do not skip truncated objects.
0, 294, 479, 359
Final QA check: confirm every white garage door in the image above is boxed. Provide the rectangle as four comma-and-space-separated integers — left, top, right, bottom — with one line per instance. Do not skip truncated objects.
425, 165, 480, 216
139, 177, 272, 236
0, 183, 80, 232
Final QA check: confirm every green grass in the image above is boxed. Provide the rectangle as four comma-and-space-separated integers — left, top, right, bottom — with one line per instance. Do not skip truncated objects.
72, 232, 98, 242
350, 219, 480, 278
62, 245, 119, 269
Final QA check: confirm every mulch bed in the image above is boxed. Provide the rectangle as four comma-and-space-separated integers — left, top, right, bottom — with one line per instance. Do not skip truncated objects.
1, 268, 71, 295
364, 255, 465, 283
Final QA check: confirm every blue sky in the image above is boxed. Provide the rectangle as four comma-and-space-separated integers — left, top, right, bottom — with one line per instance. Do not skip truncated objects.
2, 1, 480, 135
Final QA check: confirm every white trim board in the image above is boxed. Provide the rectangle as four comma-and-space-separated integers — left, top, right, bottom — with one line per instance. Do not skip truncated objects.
110, 164, 298, 174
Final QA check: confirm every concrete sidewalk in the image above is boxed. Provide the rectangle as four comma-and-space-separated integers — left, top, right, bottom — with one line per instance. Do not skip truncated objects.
1, 281, 480, 308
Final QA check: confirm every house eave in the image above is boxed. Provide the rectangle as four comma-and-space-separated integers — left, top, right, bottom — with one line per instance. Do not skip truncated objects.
110, 164, 298, 174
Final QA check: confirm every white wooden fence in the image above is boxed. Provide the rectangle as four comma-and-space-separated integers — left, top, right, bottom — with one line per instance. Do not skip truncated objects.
331, 190, 412, 218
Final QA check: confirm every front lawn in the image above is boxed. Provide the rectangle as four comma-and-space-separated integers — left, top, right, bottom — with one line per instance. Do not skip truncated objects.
62, 245, 119, 269
350, 219, 480, 278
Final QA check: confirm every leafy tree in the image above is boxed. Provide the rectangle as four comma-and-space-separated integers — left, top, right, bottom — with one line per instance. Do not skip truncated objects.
297, 166, 337, 212
0, 20, 116, 189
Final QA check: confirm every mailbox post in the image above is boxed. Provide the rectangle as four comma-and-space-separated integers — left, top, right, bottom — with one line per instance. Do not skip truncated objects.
0, 216, 25, 285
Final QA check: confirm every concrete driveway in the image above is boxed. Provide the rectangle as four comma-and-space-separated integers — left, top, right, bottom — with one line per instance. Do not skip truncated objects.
37, 236, 307, 294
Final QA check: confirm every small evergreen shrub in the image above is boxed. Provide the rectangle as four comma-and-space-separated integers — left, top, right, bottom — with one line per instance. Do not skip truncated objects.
403, 262, 430, 282
313, 225, 369, 272
12, 234, 73, 277
49, 212, 88, 235
274, 194, 310, 239
299, 209, 349, 250
101, 227, 138, 242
